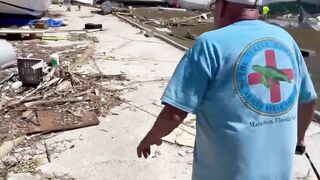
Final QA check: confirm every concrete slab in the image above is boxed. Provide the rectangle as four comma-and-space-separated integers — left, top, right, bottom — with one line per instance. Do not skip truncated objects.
33, 106, 193, 180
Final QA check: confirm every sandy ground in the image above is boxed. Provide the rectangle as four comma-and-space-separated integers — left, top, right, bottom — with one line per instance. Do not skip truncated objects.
6, 5, 320, 180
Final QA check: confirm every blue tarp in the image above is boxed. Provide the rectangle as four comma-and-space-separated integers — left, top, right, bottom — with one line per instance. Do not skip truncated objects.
0, 15, 65, 27
0, 15, 38, 27
46, 18, 65, 27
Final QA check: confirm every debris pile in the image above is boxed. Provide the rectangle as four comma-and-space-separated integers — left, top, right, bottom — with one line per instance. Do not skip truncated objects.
113, 8, 213, 28
111, 7, 214, 46
0, 39, 125, 141
141, 12, 213, 28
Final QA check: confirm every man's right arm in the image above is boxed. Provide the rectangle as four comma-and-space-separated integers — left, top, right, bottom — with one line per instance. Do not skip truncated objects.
297, 100, 317, 147
294, 43, 318, 150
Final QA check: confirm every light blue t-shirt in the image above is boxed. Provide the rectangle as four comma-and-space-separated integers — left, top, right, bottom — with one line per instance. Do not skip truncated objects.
162, 20, 318, 180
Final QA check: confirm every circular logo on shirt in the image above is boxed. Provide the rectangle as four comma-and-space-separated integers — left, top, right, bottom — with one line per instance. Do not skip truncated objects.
233, 38, 298, 117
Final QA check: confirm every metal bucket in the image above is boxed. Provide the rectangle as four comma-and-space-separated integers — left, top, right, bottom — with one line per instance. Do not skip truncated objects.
0, 39, 17, 68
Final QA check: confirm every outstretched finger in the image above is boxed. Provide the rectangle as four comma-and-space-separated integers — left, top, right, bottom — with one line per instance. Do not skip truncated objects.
143, 151, 149, 159
137, 149, 142, 158
147, 147, 151, 156
137, 145, 143, 158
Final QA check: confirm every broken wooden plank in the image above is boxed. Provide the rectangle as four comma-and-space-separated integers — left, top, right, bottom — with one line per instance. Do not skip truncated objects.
7, 82, 45, 107
43, 77, 61, 88
24, 98, 91, 108
71, 89, 94, 98
27, 111, 99, 134
0, 73, 14, 85
5, 95, 43, 108
0, 29, 45, 34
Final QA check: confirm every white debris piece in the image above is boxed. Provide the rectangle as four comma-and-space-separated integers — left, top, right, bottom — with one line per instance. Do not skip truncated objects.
11, 81, 23, 90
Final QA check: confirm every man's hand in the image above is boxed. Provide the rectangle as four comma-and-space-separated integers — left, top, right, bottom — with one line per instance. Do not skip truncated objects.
137, 132, 162, 158
136, 104, 188, 159
295, 145, 306, 155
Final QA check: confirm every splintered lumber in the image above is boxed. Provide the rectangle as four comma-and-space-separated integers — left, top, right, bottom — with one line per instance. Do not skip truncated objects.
0, 73, 14, 85
0, 29, 45, 39
0, 29, 45, 34
24, 98, 91, 108
28, 111, 99, 134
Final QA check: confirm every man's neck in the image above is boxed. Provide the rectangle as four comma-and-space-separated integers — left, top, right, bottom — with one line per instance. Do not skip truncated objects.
219, 8, 259, 28
238, 8, 260, 21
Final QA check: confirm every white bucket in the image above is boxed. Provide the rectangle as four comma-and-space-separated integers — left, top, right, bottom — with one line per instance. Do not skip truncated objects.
0, 39, 17, 68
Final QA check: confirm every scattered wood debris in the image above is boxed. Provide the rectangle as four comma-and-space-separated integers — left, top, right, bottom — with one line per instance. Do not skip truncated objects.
113, 8, 213, 28
0, 39, 126, 143
0, 29, 45, 40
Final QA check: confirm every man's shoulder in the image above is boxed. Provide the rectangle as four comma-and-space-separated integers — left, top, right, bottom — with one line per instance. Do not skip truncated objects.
263, 22, 293, 37
199, 20, 294, 43
198, 27, 228, 41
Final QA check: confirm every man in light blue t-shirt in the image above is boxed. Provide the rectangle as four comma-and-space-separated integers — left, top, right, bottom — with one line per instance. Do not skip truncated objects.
137, 0, 318, 179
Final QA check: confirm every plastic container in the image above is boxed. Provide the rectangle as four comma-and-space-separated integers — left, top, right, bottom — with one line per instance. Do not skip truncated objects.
17, 58, 43, 85
50, 54, 60, 66
0, 39, 17, 67
11, 81, 23, 90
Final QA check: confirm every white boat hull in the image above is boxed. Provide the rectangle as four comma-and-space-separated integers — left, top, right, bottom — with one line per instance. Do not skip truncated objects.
74, 0, 94, 5
0, 0, 51, 17
74, 0, 167, 5
176, 0, 211, 10
113, 0, 166, 3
